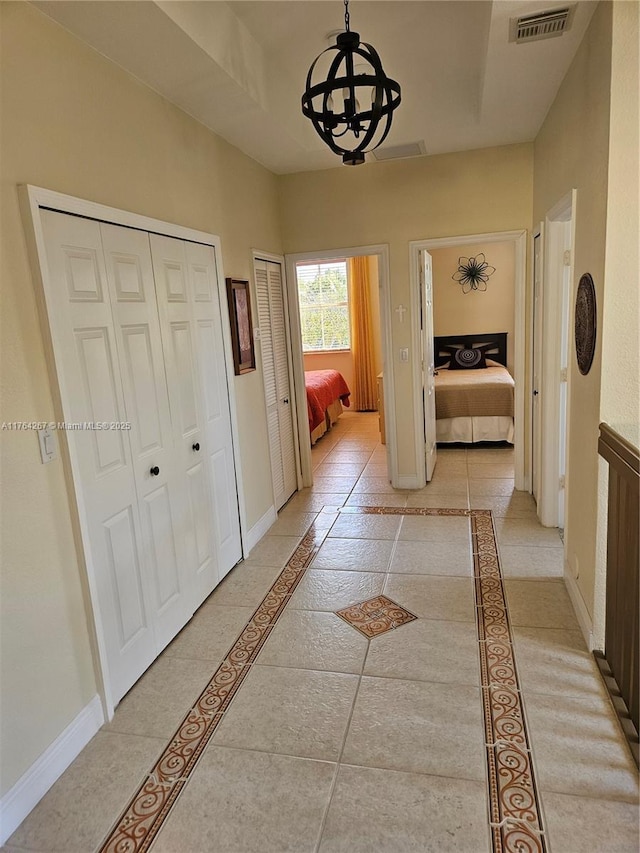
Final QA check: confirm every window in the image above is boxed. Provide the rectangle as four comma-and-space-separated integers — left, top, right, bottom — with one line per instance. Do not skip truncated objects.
297, 260, 350, 352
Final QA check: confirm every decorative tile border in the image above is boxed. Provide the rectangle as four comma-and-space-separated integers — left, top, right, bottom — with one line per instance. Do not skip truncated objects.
344, 506, 547, 853
336, 594, 417, 638
471, 511, 547, 853
97, 523, 328, 853
97, 505, 547, 853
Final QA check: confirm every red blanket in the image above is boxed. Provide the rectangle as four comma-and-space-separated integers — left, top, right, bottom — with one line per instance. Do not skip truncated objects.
305, 370, 351, 431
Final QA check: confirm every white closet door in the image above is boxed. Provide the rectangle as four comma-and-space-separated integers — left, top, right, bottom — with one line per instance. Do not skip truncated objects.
185, 240, 242, 579
150, 235, 241, 592
100, 223, 192, 644
40, 210, 157, 703
255, 258, 297, 510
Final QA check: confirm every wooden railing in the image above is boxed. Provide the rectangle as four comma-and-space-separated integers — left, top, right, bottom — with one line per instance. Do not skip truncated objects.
595, 423, 639, 767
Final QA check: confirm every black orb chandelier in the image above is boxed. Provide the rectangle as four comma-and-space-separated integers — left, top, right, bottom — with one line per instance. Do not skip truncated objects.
301, 0, 401, 166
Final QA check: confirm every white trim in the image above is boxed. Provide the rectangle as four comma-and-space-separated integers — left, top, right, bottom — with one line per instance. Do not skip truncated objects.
539, 190, 576, 527
564, 563, 595, 650
410, 252, 427, 488
513, 233, 527, 491
19, 184, 248, 715
244, 504, 277, 553
409, 231, 527, 489
0, 695, 103, 844
284, 245, 396, 486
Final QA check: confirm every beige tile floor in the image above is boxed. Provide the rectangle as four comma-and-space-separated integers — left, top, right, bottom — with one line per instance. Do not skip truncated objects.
5, 412, 638, 853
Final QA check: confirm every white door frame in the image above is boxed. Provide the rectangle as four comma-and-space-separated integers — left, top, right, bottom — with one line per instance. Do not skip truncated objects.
409, 231, 528, 491
251, 249, 304, 506
19, 184, 247, 718
538, 190, 576, 527
284, 244, 395, 487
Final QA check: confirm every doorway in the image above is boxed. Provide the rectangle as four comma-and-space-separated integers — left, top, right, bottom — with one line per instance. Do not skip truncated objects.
410, 231, 527, 490
284, 245, 395, 488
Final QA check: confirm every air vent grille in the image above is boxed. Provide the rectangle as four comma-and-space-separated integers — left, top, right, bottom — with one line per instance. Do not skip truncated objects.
371, 141, 426, 162
510, 6, 575, 43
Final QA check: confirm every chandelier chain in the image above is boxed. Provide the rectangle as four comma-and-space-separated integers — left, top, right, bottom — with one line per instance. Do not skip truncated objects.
344, 0, 350, 32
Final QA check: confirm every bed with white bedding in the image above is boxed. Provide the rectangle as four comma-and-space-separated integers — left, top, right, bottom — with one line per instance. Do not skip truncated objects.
434, 333, 514, 444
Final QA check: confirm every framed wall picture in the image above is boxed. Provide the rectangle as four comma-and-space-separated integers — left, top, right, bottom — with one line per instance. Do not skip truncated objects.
226, 278, 256, 375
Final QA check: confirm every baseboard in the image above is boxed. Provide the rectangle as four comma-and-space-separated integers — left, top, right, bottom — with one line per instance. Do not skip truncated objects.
0, 694, 104, 844
244, 505, 277, 554
564, 564, 595, 650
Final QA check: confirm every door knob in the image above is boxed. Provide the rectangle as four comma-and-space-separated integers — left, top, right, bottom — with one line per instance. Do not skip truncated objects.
150, 466, 160, 476
192, 443, 200, 452
533, 390, 539, 396
283, 398, 289, 404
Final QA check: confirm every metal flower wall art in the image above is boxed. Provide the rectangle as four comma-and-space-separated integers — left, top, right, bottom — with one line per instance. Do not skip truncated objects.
452, 253, 496, 293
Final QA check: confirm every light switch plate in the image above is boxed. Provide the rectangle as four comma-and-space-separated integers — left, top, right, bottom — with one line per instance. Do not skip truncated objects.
38, 427, 57, 463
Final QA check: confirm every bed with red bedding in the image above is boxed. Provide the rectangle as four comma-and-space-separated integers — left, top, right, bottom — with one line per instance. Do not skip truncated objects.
305, 369, 351, 443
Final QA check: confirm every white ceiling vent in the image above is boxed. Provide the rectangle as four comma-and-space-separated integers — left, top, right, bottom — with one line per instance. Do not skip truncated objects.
510, 6, 575, 43
371, 141, 426, 162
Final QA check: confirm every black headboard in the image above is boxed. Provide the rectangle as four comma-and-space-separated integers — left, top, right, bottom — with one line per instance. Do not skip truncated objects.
434, 332, 508, 369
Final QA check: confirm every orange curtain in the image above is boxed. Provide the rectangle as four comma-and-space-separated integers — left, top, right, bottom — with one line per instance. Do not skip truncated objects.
349, 257, 377, 411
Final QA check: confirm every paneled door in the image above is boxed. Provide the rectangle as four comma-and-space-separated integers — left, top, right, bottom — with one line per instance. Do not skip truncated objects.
39, 210, 243, 707
40, 210, 159, 703
150, 235, 242, 586
421, 250, 437, 481
254, 257, 298, 510
100, 223, 193, 644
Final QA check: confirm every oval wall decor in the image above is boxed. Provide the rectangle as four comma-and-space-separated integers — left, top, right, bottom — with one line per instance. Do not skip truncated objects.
575, 273, 597, 375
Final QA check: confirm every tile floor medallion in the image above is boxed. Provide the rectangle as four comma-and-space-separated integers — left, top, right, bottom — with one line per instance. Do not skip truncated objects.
96, 505, 547, 853
336, 594, 417, 638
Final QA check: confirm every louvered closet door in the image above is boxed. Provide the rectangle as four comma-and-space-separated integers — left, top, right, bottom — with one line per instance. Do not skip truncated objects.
255, 258, 297, 510
100, 223, 192, 644
150, 235, 242, 591
40, 210, 158, 703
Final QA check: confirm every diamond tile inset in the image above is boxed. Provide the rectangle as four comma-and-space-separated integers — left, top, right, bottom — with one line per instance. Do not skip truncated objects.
336, 595, 417, 638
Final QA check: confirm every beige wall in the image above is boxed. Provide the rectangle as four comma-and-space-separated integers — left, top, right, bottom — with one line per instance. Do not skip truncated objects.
279, 144, 533, 477
431, 242, 516, 372
594, 0, 640, 648
0, 3, 282, 795
533, 1, 612, 629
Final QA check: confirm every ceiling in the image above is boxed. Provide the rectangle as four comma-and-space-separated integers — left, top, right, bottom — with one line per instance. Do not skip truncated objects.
34, 0, 597, 174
